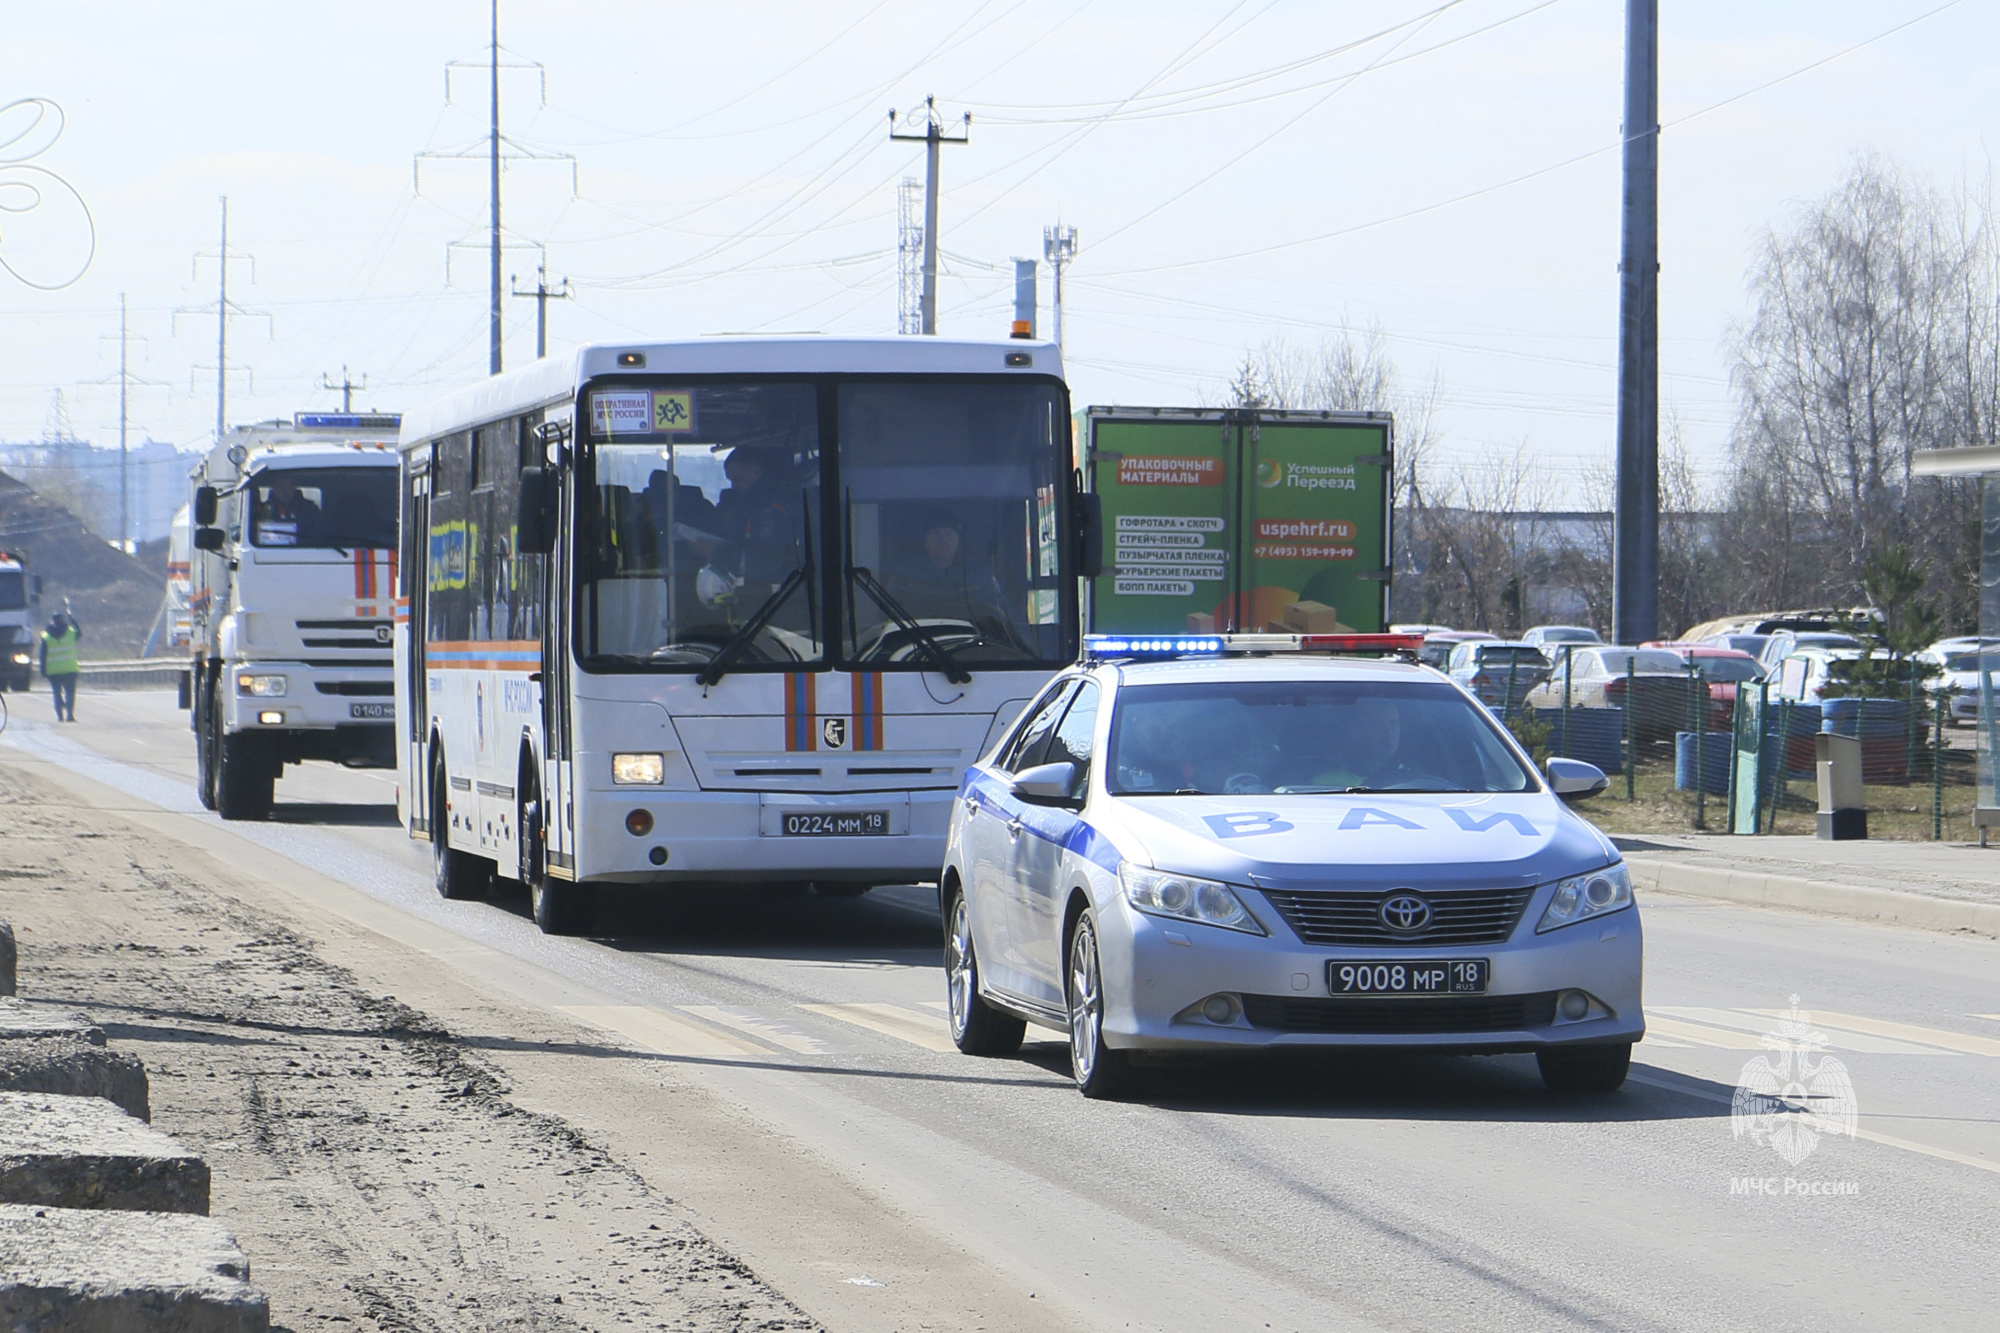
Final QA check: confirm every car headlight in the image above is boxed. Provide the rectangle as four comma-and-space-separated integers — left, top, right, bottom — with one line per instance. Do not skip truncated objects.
612, 752, 665, 785
1119, 864, 1265, 935
1536, 862, 1633, 933
235, 673, 288, 697
9, 651, 27, 665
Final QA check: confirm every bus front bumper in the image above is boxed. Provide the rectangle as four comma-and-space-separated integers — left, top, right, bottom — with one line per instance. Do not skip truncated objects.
576, 788, 954, 885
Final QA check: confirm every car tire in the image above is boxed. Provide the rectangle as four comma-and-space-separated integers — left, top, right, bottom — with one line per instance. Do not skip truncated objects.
215, 730, 274, 821
944, 890, 1024, 1056
1537, 1042, 1632, 1094
430, 754, 490, 902
1066, 912, 1134, 1099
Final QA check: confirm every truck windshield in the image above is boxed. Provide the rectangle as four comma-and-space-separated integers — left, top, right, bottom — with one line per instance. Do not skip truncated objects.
0, 571, 22, 611
247, 467, 397, 549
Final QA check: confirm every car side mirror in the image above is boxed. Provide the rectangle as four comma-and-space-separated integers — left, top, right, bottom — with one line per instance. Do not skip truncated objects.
1546, 757, 1608, 802
1012, 760, 1080, 805
193, 526, 225, 553
193, 485, 218, 526
516, 466, 554, 554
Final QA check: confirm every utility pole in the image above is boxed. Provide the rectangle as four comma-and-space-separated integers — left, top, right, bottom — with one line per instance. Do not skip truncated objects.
118, 294, 128, 552
488, 0, 502, 375
178, 197, 265, 448
1613, 0, 1659, 645
510, 264, 571, 359
889, 97, 969, 335
320, 367, 367, 413
1043, 224, 1077, 348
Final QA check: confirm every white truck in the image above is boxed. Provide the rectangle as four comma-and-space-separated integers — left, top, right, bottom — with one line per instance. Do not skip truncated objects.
0, 549, 43, 692
185, 412, 402, 818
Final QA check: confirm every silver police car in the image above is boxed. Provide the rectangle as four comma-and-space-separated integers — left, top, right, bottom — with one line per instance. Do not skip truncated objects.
940, 634, 1644, 1098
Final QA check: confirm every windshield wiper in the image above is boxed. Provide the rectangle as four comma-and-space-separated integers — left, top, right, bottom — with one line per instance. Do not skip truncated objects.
849, 565, 973, 684
696, 566, 807, 687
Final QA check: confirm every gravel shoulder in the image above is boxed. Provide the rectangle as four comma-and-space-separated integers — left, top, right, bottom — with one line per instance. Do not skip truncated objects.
0, 758, 816, 1333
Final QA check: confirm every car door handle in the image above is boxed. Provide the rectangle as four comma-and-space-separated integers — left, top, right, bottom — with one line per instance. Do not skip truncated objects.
964, 797, 979, 819
1007, 816, 1023, 839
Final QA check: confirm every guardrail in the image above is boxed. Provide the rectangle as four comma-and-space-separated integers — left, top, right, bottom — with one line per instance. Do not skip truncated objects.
75, 659, 190, 691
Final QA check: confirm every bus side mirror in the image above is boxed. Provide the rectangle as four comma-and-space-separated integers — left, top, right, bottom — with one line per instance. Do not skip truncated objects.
1075, 490, 1103, 579
193, 527, 225, 553
193, 485, 218, 526
516, 467, 554, 553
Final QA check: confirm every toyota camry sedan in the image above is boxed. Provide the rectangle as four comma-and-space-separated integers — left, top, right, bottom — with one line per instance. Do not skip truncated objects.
939, 633, 1644, 1099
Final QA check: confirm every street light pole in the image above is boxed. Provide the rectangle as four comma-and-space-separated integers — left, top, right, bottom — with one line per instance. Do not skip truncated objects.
1613, 0, 1659, 645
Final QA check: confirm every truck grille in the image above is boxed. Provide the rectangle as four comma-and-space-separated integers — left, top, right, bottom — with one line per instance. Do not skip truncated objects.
296, 619, 390, 651
1259, 886, 1534, 947
1241, 991, 1558, 1034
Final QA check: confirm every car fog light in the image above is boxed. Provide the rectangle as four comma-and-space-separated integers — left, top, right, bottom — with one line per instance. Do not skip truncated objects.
648, 845, 668, 865
625, 808, 654, 837
257, 710, 284, 725
1200, 994, 1241, 1025
1559, 990, 1591, 1021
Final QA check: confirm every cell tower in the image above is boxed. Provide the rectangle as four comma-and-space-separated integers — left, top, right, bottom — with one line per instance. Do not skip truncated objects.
896, 176, 924, 336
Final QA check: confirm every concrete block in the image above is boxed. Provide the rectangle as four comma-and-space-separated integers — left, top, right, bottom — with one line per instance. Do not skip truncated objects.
0, 1204, 268, 1333
0, 1038, 149, 1122
0, 1092, 207, 1214
0, 998, 104, 1045
0, 922, 13, 996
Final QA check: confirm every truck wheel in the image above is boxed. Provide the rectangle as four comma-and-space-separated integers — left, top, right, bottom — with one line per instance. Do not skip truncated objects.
430, 753, 490, 902
194, 677, 219, 811
215, 730, 274, 821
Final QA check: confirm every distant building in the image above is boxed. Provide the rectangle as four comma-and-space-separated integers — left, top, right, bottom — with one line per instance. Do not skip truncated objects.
0, 438, 198, 547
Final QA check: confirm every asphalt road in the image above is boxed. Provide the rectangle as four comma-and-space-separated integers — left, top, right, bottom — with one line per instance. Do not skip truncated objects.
9, 685, 2000, 1332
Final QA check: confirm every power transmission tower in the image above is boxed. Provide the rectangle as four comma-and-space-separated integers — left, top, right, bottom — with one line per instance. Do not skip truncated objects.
81, 296, 167, 552
510, 263, 571, 359
1043, 224, 1077, 348
320, 367, 367, 413
1613, 0, 1658, 644
176, 197, 268, 447
895, 177, 923, 335
415, 0, 575, 376
888, 97, 969, 335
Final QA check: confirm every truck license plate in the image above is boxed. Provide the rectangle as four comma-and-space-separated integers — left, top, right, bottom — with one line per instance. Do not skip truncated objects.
1327, 959, 1488, 996
348, 702, 393, 719
783, 811, 888, 836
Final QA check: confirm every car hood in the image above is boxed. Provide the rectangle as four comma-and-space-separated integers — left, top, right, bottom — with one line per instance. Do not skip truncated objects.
1099, 791, 1617, 894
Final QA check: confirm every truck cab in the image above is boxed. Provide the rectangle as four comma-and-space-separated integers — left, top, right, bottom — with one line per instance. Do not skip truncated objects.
0, 550, 41, 692
186, 413, 401, 818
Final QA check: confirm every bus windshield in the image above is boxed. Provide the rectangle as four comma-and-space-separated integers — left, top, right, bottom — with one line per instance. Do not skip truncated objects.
247, 467, 398, 549
579, 377, 1073, 672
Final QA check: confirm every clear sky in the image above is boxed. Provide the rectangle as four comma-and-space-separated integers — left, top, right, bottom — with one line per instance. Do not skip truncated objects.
0, 1, 1991, 503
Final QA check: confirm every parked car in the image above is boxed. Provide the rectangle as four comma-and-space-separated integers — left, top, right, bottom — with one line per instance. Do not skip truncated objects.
1648, 643, 1764, 731
1391, 623, 1453, 637
1699, 632, 1774, 660
1757, 630, 1859, 674
1768, 645, 1926, 706
1522, 646, 1703, 744
1419, 629, 1497, 669
1444, 641, 1553, 712
1522, 625, 1602, 651
1914, 640, 1995, 727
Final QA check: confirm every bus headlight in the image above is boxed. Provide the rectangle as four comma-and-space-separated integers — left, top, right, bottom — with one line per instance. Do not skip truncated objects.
612, 752, 665, 785
236, 673, 288, 697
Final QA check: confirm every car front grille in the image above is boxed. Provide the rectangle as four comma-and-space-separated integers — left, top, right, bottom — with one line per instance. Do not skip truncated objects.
1241, 991, 1559, 1034
1259, 886, 1535, 947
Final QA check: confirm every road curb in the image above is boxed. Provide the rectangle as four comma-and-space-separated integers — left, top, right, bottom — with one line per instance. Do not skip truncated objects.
1625, 856, 2000, 940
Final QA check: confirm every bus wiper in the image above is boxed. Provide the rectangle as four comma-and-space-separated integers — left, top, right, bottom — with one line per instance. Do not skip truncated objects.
849, 565, 972, 685
697, 566, 807, 687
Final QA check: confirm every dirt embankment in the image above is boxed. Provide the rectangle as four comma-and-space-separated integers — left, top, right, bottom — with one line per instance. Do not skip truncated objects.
0, 472, 164, 657
0, 760, 816, 1333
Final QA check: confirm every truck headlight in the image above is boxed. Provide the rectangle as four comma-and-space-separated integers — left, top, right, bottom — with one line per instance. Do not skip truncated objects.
236, 673, 288, 697
1120, 864, 1265, 935
612, 752, 665, 785
1536, 862, 1633, 932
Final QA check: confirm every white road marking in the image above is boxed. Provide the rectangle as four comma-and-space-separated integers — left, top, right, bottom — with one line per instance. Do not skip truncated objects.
680, 1004, 838, 1055
558, 1004, 770, 1059
798, 1002, 957, 1052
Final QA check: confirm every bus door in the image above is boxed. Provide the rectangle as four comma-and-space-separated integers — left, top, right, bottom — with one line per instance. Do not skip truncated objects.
404, 463, 432, 836
541, 445, 577, 878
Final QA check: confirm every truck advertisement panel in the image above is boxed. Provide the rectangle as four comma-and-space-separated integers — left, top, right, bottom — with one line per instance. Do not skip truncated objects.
1085, 408, 1390, 636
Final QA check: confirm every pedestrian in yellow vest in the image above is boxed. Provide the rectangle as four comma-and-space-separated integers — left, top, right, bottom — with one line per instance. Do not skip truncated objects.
39, 611, 80, 722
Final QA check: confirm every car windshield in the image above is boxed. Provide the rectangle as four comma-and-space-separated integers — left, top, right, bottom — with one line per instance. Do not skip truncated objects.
247, 467, 397, 549
1106, 679, 1537, 795
1538, 628, 1597, 643
1693, 656, 1763, 683
0, 571, 22, 611
1944, 652, 1985, 673
1595, 649, 1685, 674
1477, 647, 1548, 667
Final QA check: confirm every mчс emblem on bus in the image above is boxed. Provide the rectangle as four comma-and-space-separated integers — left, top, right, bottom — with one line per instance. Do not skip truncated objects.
821, 717, 848, 749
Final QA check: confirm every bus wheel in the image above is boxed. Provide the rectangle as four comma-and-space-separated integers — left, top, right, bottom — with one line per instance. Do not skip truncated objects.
518, 774, 582, 935
531, 878, 584, 935
430, 753, 490, 902
215, 729, 273, 821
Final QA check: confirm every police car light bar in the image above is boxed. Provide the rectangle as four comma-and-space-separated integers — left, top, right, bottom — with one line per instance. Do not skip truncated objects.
1083, 632, 1424, 660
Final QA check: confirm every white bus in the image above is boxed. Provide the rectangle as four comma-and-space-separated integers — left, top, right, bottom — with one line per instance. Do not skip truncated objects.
395, 336, 1088, 933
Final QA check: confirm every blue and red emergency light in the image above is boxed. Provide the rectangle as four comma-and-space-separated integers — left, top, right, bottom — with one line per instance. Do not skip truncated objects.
1082, 633, 1424, 660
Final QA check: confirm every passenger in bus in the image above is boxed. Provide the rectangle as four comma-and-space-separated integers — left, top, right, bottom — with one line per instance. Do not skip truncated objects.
644, 469, 722, 559
711, 446, 799, 584
882, 508, 1006, 623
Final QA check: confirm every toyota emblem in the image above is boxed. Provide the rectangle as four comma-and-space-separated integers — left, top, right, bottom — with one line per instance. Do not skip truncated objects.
1379, 893, 1432, 933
